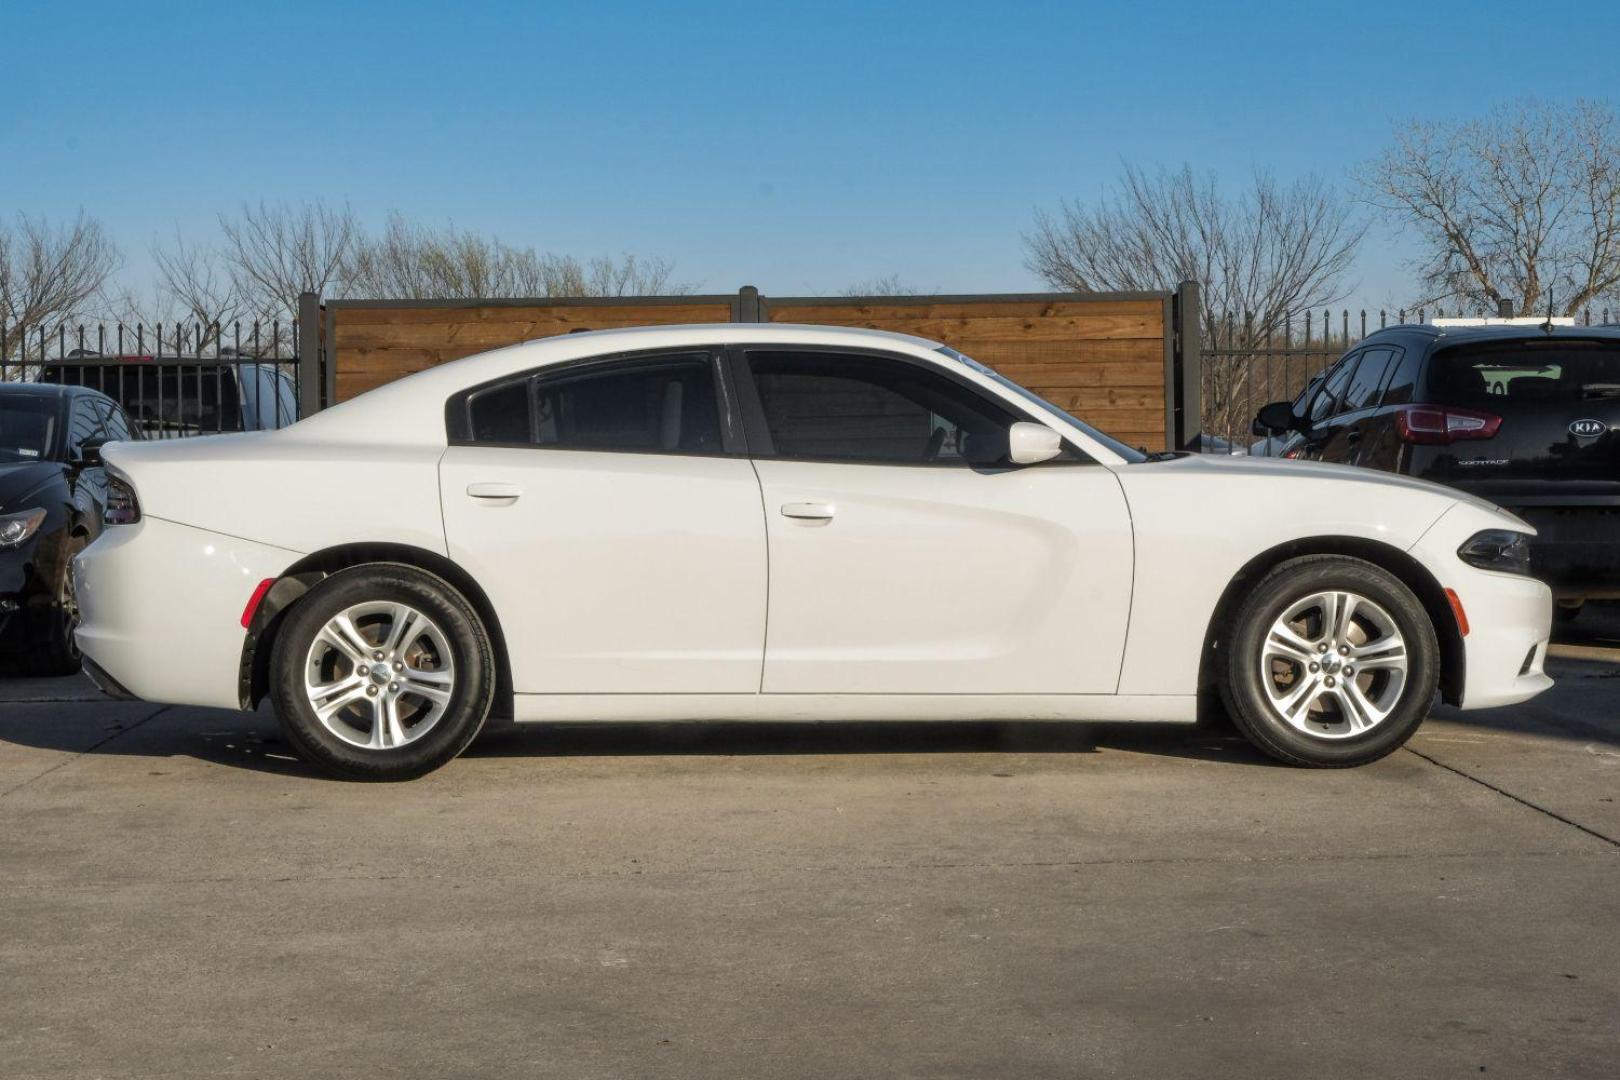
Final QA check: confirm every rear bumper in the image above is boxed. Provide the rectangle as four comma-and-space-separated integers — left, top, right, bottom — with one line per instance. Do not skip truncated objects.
73, 518, 299, 710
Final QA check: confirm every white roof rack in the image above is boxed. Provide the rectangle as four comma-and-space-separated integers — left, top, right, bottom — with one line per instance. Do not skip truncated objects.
1430, 316, 1576, 327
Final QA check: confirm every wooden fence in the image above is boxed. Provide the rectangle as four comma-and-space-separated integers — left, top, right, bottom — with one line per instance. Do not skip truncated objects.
306, 285, 1201, 451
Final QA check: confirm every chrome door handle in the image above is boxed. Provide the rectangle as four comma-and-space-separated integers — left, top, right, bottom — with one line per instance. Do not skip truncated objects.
781, 502, 836, 521
466, 482, 523, 502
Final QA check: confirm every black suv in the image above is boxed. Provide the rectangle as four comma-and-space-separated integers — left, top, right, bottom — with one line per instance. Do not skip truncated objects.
1255, 323, 1620, 616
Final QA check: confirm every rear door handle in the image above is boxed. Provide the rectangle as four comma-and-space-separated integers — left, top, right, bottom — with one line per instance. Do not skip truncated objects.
467, 482, 523, 502
781, 502, 836, 521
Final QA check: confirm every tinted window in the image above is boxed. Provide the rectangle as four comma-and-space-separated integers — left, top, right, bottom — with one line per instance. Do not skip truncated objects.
1427, 342, 1620, 406
748, 351, 1025, 465
0, 398, 58, 463
1381, 347, 1423, 406
98, 401, 134, 441
1340, 348, 1398, 413
465, 354, 723, 455
536, 356, 721, 453
1307, 354, 1358, 423
468, 381, 531, 443
67, 400, 106, 454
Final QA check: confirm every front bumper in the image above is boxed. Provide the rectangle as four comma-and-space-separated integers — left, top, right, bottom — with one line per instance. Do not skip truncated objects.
74, 517, 300, 710
1410, 506, 1554, 711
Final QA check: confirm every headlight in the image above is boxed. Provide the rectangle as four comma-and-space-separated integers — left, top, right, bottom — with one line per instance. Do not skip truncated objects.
0, 508, 47, 548
1457, 529, 1532, 575
104, 477, 142, 526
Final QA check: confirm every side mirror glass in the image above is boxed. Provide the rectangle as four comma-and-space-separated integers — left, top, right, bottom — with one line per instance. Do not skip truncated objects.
1253, 401, 1298, 436
1007, 421, 1063, 465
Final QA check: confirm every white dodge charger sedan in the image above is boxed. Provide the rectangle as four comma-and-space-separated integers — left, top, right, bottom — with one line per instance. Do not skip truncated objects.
73, 324, 1553, 780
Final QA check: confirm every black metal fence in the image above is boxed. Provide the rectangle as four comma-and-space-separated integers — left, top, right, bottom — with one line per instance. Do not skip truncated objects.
1, 320, 305, 438
1199, 305, 1618, 453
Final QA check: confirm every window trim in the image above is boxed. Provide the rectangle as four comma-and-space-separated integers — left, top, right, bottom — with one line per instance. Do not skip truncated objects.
444, 346, 746, 457
726, 344, 1098, 469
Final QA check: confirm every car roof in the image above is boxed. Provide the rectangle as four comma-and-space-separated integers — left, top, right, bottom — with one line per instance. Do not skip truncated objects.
550, 322, 944, 351
0, 381, 73, 400
1361, 323, 1620, 348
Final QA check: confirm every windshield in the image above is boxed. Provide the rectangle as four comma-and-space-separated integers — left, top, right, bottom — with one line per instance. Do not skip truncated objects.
0, 398, 59, 464
937, 346, 1149, 463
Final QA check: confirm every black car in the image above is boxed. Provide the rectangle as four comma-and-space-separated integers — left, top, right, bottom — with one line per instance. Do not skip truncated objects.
1255, 323, 1620, 616
0, 383, 137, 674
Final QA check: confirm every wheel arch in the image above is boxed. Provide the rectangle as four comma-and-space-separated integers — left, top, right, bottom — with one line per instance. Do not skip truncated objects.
1197, 535, 1465, 716
239, 542, 513, 716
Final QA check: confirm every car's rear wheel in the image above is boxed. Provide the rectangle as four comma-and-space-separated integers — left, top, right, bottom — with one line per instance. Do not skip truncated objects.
270, 564, 495, 780
1220, 555, 1439, 767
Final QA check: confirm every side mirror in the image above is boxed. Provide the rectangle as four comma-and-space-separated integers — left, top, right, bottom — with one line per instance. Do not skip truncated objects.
1253, 401, 1299, 436
1007, 421, 1063, 465
75, 437, 108, 468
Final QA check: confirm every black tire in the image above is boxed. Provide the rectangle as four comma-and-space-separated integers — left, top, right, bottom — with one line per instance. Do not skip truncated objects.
18, 533, 87, 677
1554, 601, 1584, 624
270, 563, 496, 781
1219, 555, 1439, 768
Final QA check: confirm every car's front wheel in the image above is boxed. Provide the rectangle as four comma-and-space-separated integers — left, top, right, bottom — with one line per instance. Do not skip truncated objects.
1221, 555, 1440, 767
270, 564, 496, 780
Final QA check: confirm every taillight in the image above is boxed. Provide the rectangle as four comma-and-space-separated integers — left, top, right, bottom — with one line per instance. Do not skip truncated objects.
104, 476, 141, 525
1394, 405, 1502, 445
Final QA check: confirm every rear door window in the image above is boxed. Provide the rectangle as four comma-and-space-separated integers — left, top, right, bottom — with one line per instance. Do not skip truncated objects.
1339, 348, 1399, 414
463, 353, 725, 455
1380, 348, 1424, 406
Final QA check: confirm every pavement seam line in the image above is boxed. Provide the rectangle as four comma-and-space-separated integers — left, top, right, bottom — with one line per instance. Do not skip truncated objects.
1402, 744, 1620, 850
0, 704, 171, 800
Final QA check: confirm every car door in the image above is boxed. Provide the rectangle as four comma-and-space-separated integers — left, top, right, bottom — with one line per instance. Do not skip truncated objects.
733, 347, 1134, 695
438, 349, 768, 694
1297, 350, 1362, 461
1318, 346, 1400, 466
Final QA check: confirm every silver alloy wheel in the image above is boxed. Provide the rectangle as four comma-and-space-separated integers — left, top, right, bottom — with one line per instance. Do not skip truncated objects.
303, 601, 455, 751
1259, 590, 1409, 739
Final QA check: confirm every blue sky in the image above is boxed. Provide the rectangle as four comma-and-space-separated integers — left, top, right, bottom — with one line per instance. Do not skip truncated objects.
4, 0, 1618, 307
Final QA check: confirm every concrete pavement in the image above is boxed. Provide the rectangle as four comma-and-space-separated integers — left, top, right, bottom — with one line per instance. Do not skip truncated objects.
2, 661, 1617, 1079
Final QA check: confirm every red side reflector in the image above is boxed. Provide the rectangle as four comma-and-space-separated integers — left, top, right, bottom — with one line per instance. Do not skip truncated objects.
241, 578, 275, 629
1444, 588, 1470, 637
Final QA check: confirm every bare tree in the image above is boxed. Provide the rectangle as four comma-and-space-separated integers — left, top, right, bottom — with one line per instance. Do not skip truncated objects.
0, 213, 120, 357
1026, 164, 1363, 434
217, 200, 358, 319
1361, 100, 1620, 316
342, 215, 691, 300
841, 274, 919, 297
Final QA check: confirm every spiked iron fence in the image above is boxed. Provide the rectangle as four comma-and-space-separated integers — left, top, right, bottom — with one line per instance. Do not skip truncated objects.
0, 319, 306, 438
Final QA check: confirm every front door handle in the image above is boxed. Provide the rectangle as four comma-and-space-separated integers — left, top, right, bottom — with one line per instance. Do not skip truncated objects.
467, 482, 523, 503
781, 502, 836, 521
